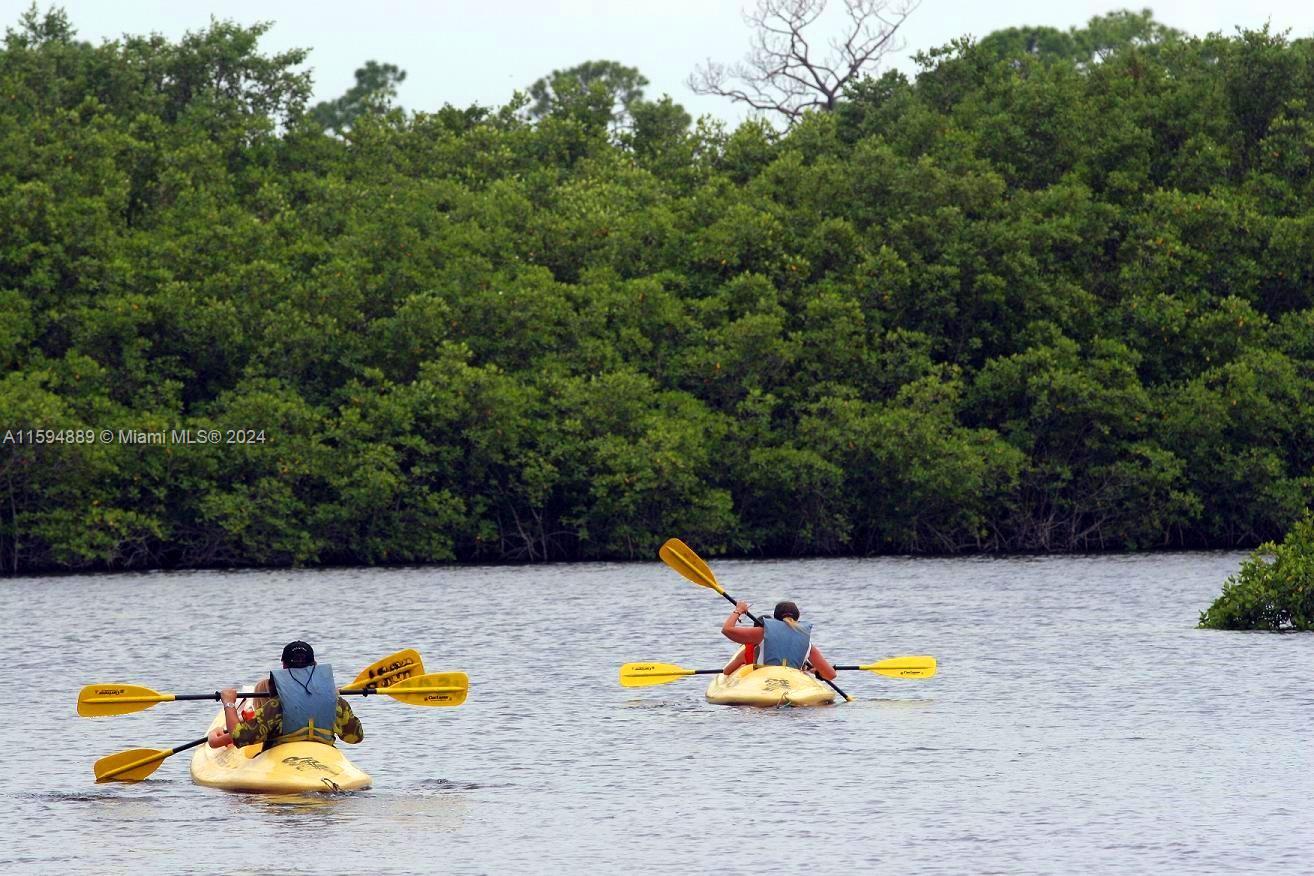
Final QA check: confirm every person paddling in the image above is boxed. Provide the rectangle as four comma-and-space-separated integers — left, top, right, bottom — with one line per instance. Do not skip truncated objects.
206, 640, 364, 750
720, 600, 837, 680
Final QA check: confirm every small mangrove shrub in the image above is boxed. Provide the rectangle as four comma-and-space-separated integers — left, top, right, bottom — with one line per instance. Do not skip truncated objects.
1199, 511, 1314, 631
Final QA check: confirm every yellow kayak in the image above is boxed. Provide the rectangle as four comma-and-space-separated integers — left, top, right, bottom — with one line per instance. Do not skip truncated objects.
189, 707, 371, 793
705, 659, 836, 707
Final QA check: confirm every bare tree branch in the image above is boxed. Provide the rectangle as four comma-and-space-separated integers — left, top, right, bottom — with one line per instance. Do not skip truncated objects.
689, 0, 921, 125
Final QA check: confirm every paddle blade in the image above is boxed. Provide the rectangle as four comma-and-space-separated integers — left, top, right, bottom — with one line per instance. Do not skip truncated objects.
78, 684, 173, 717
659, 538, 723, 594
94, 748, 169, 783
619, 662, 695, 687
381, 672, 468, 707
862, 656, 937, 679
343, 649, 425, 692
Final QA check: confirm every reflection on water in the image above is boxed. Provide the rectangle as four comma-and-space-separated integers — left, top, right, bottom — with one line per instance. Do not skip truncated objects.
411, 778, 490, 791
378, 793, 471, 832
243, 792, 352, 810
854, 697, 937, 710
3, 553, 1313, 874
241, 788, 470, 831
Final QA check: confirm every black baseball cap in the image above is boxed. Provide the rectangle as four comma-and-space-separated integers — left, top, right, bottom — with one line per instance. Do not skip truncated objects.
281, 640, 315, 668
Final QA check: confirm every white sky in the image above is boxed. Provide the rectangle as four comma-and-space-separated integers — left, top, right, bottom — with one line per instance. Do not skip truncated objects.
7, 1, 1313, 124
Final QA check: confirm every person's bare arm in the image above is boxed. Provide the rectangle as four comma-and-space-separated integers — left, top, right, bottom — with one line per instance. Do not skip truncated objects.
807, 645, 836, 681
207, 687, 240, 747
722, 601, 764, 644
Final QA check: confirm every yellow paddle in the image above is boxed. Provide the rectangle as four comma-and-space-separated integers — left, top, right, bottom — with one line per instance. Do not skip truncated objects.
833, 656, 937, 679
341, 648, 425, 691
658, 537, 855, 702
359, 672, 469, 707
620, 656, 937, 687
80, 648, 428, 718
79, 672, 468, 717
94, 738, 209, 784
619, 662, 724, 687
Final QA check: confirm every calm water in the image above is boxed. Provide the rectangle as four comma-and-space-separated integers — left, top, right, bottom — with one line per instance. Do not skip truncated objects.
2, 553, 1310, 874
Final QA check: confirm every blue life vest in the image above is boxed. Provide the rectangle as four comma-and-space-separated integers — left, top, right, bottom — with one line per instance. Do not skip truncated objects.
270, 663, 337, 746
758, 618, 813, 669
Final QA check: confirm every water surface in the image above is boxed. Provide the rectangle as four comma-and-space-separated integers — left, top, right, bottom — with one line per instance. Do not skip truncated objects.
2, 553, 1309, 874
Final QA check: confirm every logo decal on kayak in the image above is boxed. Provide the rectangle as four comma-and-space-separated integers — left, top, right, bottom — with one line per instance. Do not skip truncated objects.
763, 678, 792, 691
282, 756, 342, 776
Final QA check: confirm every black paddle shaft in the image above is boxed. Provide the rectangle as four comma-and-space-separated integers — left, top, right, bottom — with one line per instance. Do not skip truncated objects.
173, 692, 272, 702
716, 589, 764, 626
717, 590, 852, 702
174, 736, 209, 755
175, 687, 390, 703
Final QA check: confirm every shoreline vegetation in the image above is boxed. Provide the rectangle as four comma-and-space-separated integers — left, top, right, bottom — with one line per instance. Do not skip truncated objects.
1199, 511, 1314, 630
2, 7, 1313, 575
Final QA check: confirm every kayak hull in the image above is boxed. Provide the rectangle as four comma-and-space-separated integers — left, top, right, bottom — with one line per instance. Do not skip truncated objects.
706, 663, 836, 707
190, 708, 371, 794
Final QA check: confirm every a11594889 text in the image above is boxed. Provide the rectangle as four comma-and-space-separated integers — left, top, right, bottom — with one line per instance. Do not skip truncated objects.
2, 429, 267, 445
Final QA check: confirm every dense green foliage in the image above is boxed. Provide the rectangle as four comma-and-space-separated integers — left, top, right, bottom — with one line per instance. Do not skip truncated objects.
2, 7, 1313, 573
977, 8, 1185, 65
1199, 512, 1314, 630
526, 60, 649, 128
308, 60, 406, 135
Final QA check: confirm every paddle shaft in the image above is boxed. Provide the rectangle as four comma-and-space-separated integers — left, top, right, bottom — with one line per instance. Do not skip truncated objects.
161, 687, 435, 703
650, 666, 909, 675
716, 589, 853, 702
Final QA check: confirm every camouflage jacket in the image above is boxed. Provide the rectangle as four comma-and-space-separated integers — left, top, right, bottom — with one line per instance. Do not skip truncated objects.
230, 696, 364, 747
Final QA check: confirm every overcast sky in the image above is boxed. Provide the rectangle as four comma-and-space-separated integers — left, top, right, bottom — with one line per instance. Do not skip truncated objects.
8, 1, 1314, 124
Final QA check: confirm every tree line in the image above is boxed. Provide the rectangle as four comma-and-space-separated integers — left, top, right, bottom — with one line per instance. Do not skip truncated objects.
2, 6, 1312, 573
